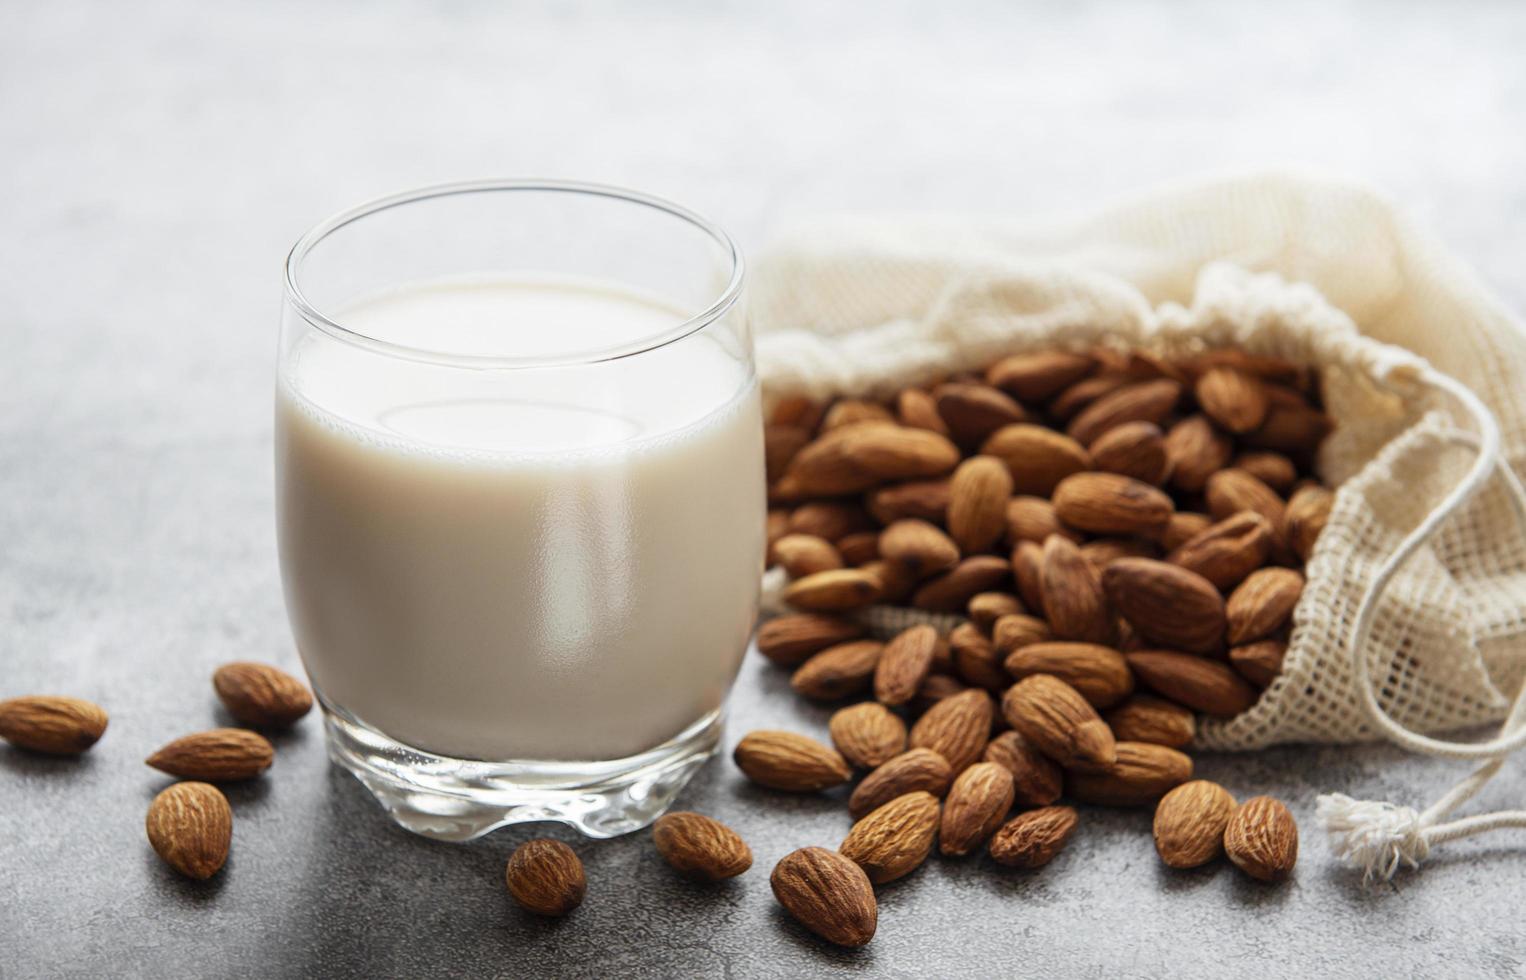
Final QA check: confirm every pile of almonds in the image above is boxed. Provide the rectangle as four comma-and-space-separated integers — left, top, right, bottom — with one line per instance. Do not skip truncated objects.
737, 347, 1326, 944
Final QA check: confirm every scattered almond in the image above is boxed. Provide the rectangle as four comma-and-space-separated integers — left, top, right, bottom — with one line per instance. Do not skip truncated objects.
1230, 640, 1288, 689
1196, 366, 1269, 434
840, 791, 941, 883
146, 728, 274, 782
1052, 472, 1174, 536
880, 519, 960, 577
1102, 559, 1226, 655
1066, 741, 1193, 806
1166, 511, 1274, 590
849, 748, 953, 818
1002, 641, 1133, 709
771, 847, 878, 947
653, 812, 752, 881
0, 695, 108, 754
911, 556, 1011, 613
980, 424, 1092, 496
506, 839, 586, 916
1126, 651, 1259, 717
939, 762, 1015, 856
757, 614, 867, 667
947, 456, 1014, 553
1154, 780, 1236, 869
909, 688, 993, 773
146, 781, 232, 880
1224, 796, 1299, 882
1104, 695, 1195, 749
733, 731, 852, 792
1039, 535, 1113, 645
1226, 568, 1304, 645
783, 568, 883, 613
988, 805, 1078, 869
213, 662, 313, 728
771, 534, 844, 578
830, 702, 908, 770
982, 730, 1064, 806
986, 351, 1096, 401
1001, 674, 1116, 773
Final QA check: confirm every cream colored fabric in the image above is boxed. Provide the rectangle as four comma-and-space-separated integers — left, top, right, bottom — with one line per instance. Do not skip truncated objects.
751, 173, 1526, 752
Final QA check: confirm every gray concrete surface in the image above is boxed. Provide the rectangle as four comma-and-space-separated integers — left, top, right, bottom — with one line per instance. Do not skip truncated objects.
3, 1, 1526, 977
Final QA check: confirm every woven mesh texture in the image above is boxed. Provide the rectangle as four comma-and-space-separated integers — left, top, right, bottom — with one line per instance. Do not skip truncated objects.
753, 174, 1526, 750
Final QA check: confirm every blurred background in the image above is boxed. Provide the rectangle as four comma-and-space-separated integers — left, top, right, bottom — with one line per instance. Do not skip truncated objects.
3, 2, 1524, 978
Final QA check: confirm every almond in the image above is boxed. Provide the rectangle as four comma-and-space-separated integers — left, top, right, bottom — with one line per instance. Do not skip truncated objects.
1230, 640, 1287, 689
821, 399, 895, 431
733, 730, 852, 791
947, 456, 1014, 553
1066, 741, 1193, 806
771, 847, 877, 947
1067, 378, 1181, 445
145, 782, 231, 880
1053, 472, 1174, 536
769, 395, 824, 430
1205, 468, 1286, 534
1226, 568, 1304, 644
866, 479, 951, 525
1088, 421, 1171, 485
1166, 511, 1273, 590
1286, 484, 1335, 561
967, 591, 1025, 631
836, 531, 881, 565
913, 674, 970, 714
212, 662, 313, 729
939, 762, 1016, 856
1245, 402, 1332, 455
1004, 495, 1080, 545
1001, 674, 1117, 773
988, 805, 1078, 869
1104, 695, 1196, 748
783, 568, 883, 612
1153, 779, 1237, 868
829, 702, 907, 769
935, 382, 1028, 447
911, 556, 1010, 613
1051, 374, 1128, 422
1126, 651, 1259, 717
909, 688, 993, 773
0, 695, 108, 754
1011, 541, 1046, 614
791, 640, 884, 701
506, 839, 586, 916
1196, 366, 1269, 434
1159, 511, 1213, 551
897, 387, 951, 436
991, 613, 1053, 656
986, 351, 1097, 401
982, 730, 1064, 806
785, 424, 961, 495
980, 424, 1092, 496
880, 519, 960, 577
771, 534, 844, 578
840, 791, 941, 883
1039, 536, 1114, 645
653, 812, 753, 881
1102, 558, 1225, 654
789, 502, 873, 541
146, 728, 274, 782
1234, 451, 1297, 494
767, 509, 790, 549
766, 424, 812, 482
949, 622, 1010, 691
756, 614, 867, 667
874, 625, 938, 706
860, 559, 918, 604
1002, 642, 1133, 709
849, 748, 953, 818
1224, 796, 1298, 882
1164, 415, 1233, 493
1080, 537, 1158, 576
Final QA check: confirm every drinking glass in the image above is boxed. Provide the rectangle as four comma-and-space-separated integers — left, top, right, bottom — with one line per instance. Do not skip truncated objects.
276, 181, 763, 839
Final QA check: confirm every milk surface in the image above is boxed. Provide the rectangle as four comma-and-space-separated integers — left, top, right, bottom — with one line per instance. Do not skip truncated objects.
276, 275, 765, 761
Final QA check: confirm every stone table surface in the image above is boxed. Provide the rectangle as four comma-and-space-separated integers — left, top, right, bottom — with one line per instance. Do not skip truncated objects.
3, 1, 1526, 977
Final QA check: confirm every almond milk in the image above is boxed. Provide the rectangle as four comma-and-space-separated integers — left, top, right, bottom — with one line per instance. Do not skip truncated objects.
276, 275, 765, 762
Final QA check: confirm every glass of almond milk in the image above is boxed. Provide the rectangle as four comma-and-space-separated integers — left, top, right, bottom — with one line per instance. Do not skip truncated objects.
276, 181, 764, 840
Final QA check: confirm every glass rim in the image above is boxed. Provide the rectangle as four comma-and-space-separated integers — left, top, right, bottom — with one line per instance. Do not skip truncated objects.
282, 178, 745, 370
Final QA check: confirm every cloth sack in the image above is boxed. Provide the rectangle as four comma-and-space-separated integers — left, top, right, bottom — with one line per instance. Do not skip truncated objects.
749, 173, 1526, 879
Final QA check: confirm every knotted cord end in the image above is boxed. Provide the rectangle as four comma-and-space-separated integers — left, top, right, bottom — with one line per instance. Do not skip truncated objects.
1318, 793, 1431, 883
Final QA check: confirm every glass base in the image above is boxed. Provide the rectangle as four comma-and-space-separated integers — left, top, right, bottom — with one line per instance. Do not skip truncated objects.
321, 702, 721, 841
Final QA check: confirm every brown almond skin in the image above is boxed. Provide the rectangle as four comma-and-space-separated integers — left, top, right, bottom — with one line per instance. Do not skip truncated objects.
1051, 374, 1128, 422
947, 455, 1014, 553
1011, 541, 1047, 614
935, 382, 1028, 447
733, 730, 852, 792
1003, 642, 1134, 709
913, 673, 970, 713
849, 748, 953, 818
0, 696, 108, 754
840, 791, 941, 883
146, 782, 232, 880
653, 812, 753, 881
967, 591, 1025, 631
788, 502, 873, 542
1165, 415, 1234, 493
146, 728, 274, 782
1104, 695, 1196, 748
939, 762, 1016, 856
1001, 674, 1117, 773
836, 531, 881, 566
1154, 779, 1237, 868
821, 400, 894, 431
1089, 421, 1171, 486
897, 387, 951, 436
980, 424, 1093, 496
866, 479, 951, 525
1231, 640, 1288, 689
911, 556, 1011, 613
1286, 484, 1335, 561
1127, 651, 1260, 717
506, 839, 586, 916
880, 519, 960, 577
1159, 512, 1213, 552
1040, 536, 1114, 645
1066, 742, 1194, 807
1224, 796, 1299, 882
784, 423, 960, 496
1166, 511, 1274, 591
1244, 402, 1332, 455
791, 640, 884, 701
1004, 496, 1081, 546
1102, 559, 1226, 655
783, 569, 883, 613
860, 560, 918, 605
829, 702, 907, 770
909, 689, 993, 773
1226, 568, 1305, 645
1234, 451, 1297, 494
213, 662, 314, 728
766, 424, 812, 482
949, 622, 1011, 692
1196, 366, 1270, 434
992, 613, 1053, 656
1052, 472, 1174, 536
771, 534, 845, 578
986, 351, 1097, 402
988, 806, 1079, 869
771, 847, 877, 948
770, 395, 823, 430
874, 625, 938, 706
1067, 378, 1181, 445
982, 730, 1064, 806
756, 614, 867, 667
1205, 468, 1286, 534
